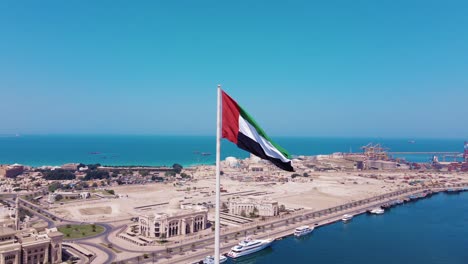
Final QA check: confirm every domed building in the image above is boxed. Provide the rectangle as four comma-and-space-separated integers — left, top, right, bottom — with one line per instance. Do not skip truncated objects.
225, 157, 239, 168
138, 199, 208, 239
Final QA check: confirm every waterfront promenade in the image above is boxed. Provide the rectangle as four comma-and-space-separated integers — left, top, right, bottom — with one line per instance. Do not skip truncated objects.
113, 183, 468, 264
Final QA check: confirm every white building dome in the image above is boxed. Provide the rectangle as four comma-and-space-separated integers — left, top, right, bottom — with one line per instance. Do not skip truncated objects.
225, 157, 239, 167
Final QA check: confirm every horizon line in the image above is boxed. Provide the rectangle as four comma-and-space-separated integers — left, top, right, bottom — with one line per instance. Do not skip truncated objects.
0, 133, 466, 140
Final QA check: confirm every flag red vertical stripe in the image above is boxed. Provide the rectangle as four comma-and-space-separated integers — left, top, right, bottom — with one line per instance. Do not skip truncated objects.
222, 90, 240, 144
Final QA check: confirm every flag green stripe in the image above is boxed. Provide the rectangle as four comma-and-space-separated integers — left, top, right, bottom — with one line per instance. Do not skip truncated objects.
238, 106, 291, 159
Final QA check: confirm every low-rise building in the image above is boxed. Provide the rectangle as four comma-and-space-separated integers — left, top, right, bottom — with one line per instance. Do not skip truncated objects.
229, 197, 279, 217
366, 160, 398, 170
0, 165, 24, 179
0, 227, 63, 264
47, 191, 90, 203
138, 200, 208, 239
60, 163, 80, 171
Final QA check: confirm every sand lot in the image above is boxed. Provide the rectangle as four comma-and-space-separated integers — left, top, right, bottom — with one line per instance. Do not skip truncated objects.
49, 171, 417, 222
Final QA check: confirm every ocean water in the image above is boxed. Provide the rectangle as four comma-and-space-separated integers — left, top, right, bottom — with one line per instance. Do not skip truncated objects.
0, 135, 465, 167
228, 192, 468, 264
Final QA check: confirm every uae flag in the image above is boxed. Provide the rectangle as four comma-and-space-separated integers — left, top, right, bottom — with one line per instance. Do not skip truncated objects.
222, 90, 294, 172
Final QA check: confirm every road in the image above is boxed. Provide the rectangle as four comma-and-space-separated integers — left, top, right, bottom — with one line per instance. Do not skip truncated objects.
15, 197, 116, 263
5, 183, 467, 264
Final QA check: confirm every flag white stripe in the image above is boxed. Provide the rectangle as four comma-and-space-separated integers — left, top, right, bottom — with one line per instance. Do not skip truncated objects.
238, 116, 291, 163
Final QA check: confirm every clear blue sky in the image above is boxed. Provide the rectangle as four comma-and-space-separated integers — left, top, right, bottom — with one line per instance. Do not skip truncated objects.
1, 0, 467, 138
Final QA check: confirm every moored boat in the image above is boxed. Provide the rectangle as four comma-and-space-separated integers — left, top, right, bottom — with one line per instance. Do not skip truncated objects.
227, 237, 273, 259
342, 214, 353, 222
294, 225, 314, 237
370, 207, 384, 214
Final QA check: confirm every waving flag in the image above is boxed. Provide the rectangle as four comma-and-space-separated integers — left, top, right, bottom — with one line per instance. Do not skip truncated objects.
221, 90, 294, 171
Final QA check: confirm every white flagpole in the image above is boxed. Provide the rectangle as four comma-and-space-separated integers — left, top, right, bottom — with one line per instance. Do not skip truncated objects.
214, 84, 222, 264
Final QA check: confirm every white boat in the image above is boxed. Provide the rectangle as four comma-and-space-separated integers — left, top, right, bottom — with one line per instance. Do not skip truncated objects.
203, 255, 227, 264
342, 214, 353, 222
227, 237, 273, 259
294, 225, 314, 237
370, 207, 384, 214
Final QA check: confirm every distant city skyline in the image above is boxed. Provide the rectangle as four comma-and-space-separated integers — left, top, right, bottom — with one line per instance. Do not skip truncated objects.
1, 1, 467, 138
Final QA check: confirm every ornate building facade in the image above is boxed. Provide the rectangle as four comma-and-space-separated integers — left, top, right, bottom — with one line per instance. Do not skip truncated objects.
229, 198, 279, 217
138, 200, 208, 239
0, 227, 63, 264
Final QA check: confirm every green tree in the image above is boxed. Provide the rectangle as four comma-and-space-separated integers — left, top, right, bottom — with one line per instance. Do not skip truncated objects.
251, 207, 259, 217
43, 169, 76, 180
55, 194, 63, 201
279, 204, 286, 212
172, 164, 183, 174
180, 173, 191, 179
86, 164, 101, 170
85, 170, 109, 181
240, 209, 247, 217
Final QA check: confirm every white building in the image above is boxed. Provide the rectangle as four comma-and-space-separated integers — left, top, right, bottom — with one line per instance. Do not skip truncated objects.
0, 227, 63, 264
229, 198, 279, 217
47, 191, 90, 203
138, 200, 208, 239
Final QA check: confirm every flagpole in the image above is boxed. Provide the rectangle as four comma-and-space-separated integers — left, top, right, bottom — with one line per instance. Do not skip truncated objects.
214, 84, 222, 264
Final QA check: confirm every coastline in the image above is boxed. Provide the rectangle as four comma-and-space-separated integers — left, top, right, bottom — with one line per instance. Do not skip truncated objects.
1, 136, 465, 167
112, 184, 468, 264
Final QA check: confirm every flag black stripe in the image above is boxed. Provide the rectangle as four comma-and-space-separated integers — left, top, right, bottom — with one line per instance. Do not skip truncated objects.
237, 132, 294, 172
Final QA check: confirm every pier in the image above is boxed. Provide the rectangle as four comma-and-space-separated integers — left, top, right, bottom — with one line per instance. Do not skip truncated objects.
389, 152, 461, 155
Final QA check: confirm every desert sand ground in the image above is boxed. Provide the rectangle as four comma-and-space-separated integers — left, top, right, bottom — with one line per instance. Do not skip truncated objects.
48, 170, 464, 222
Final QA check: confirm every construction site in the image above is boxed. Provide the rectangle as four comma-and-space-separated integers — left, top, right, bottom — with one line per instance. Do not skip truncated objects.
301, 141, 468, 173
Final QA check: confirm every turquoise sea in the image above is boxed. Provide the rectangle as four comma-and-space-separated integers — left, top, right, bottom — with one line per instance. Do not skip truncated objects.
228, 192, 468, 264
0, 135, 465, 167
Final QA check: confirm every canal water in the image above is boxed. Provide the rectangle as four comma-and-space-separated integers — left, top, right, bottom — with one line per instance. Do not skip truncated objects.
227, 192, 468, 264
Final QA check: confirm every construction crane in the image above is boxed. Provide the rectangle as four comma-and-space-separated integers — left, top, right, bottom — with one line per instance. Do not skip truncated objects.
360, 143, 390, 160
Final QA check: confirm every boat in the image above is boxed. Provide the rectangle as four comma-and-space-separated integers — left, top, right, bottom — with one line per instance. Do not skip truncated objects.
408, 140, 416, 144
294, 225, 314, 237
370, 207, 385, 214
227, 237, 273, 259
203, 255, 227, 264
342, 214, 353, 222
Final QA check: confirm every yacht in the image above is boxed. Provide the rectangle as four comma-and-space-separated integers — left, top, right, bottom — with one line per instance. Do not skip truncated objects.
342, 214, 353, 222
203, 255, 227, 264
370, 207, 385, 214
227, 237, 273, 258
294, 225, 314, 237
